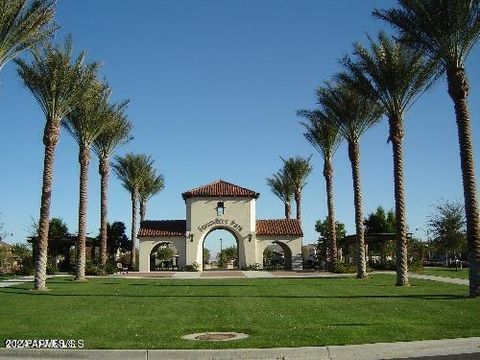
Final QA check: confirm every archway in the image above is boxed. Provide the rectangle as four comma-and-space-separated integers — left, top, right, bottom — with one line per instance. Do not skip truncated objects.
263, 241, 292, 270
203, 228, 239, 270
150, 242, 179, 271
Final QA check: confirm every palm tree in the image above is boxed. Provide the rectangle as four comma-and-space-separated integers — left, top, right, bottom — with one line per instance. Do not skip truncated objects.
266, 170, 294, 219
16, 38, 99, 290
299, 108, 342, 271
374, 0, 480, 297
280, 156, 312, 222
139, 169, 165, 222
339, 32, 438, 286
0, 0, 55, 73
318, 82, 382, 278
92, 103, 132, 269
63, 82, 112, 280
112, 153, 154, 266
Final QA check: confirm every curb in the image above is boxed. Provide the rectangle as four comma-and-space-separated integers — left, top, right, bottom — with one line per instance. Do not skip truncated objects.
0, 337, 479, 359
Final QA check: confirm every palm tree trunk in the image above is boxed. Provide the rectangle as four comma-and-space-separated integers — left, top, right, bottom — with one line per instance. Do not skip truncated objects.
34, 120, 61, 290
348, 140, 367, 278
75, 144, 90, 281
324, 157, 337, 271
140, 199, 146, 223
389, 116, 409, 286
447, 67, 480, 297
131, 190, 139, 266
284, 202, 291, 219
295, 192, 301, 221
99, 156, 109, 269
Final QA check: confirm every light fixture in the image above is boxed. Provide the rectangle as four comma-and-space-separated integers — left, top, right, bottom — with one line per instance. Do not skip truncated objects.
248, 233, 253, 242
186, 232, 194, 242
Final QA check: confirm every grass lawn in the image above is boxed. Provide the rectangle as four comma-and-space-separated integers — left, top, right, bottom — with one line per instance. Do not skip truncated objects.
0, 274, 478, 349
419, 267, 469, 279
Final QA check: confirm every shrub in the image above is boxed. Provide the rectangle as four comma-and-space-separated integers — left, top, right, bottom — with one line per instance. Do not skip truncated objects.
244, 263, 262, 271
105, 259, 118, 274
332, 262, 356, 274
85, 260, 105, 276
185, 261, 199, 272
46, 259, 58, 275
368, 259, 396, 271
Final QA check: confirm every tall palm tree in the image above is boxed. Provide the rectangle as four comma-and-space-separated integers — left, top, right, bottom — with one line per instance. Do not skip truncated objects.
92, 103, 132, 269
374, 0, 480, 297
339, 32, 438, 286
299, 108, 342, 271
139, 169, 165, 222
112, 153, 154, 266
16, 38, 99, 290
266, 170, 294, 219
0, 0, 55, 73
63, 82, 111, 280
318, 82, 382, 278
281, 156, 312, 222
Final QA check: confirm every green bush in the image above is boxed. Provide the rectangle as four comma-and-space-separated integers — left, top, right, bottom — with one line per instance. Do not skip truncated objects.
105, 259, 118, 274
185, 261, 199, 272
332, 262, 356, 274
244, 263, 262, 271
46, 259, 58, 275
85, 260, 105, 276
408, 258, 423, 272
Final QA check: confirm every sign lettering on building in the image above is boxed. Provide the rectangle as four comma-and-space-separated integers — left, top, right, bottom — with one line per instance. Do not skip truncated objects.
198, 218, 243, 233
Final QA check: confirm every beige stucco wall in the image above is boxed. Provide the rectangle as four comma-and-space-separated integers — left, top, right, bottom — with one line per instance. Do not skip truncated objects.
138, 236, 186, 272
186, 197, 257, 270
255, 235, 303, 270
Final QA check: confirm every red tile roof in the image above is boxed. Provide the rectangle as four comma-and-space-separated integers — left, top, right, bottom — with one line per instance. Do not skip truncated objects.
138, 220, 186, 237
256, 219, 303, 236
182, 180, 260, 200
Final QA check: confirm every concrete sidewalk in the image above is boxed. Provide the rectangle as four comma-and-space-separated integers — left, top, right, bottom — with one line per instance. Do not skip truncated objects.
0, 337, 478, 359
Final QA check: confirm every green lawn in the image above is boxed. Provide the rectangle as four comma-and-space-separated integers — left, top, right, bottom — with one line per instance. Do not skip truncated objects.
0, 275, 478, 349
420, 267, 469, 279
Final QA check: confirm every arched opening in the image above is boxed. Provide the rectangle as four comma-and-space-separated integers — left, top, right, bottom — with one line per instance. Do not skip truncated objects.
263, 241, 292, 270
203, 228, 238, 270
150, 242, 179, 271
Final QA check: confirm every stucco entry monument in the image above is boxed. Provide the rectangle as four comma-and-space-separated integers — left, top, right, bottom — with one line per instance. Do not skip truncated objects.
138, 180, 303, 272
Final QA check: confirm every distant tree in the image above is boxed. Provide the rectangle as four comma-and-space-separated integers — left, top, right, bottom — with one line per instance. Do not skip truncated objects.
11, 243, 33, 275
364, 206, 396, 234
315, 217, 346, 267
0, 213, 7, 240
315, 218, 346, 242
427, 201, 467, 260
218, 246, 236, 268
281, 156, 313, 221
103, 221, 131, 259
266, 170, 294, 219
48, 217, 68, 237
139, 169, 165, 222
203, 248, 211, 264
157, 245, 176, 261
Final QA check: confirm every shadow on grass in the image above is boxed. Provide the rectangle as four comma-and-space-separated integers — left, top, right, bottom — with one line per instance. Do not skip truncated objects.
0, 287, 468, 301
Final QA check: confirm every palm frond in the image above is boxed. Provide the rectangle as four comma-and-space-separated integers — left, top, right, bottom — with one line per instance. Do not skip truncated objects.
0, 0, 56, 70
339, 32, 440, 120
374, 0, 480, 68
16, 36, 100, 123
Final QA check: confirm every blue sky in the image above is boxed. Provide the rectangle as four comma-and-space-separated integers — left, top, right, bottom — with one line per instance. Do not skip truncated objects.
0, 0, 479, 255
